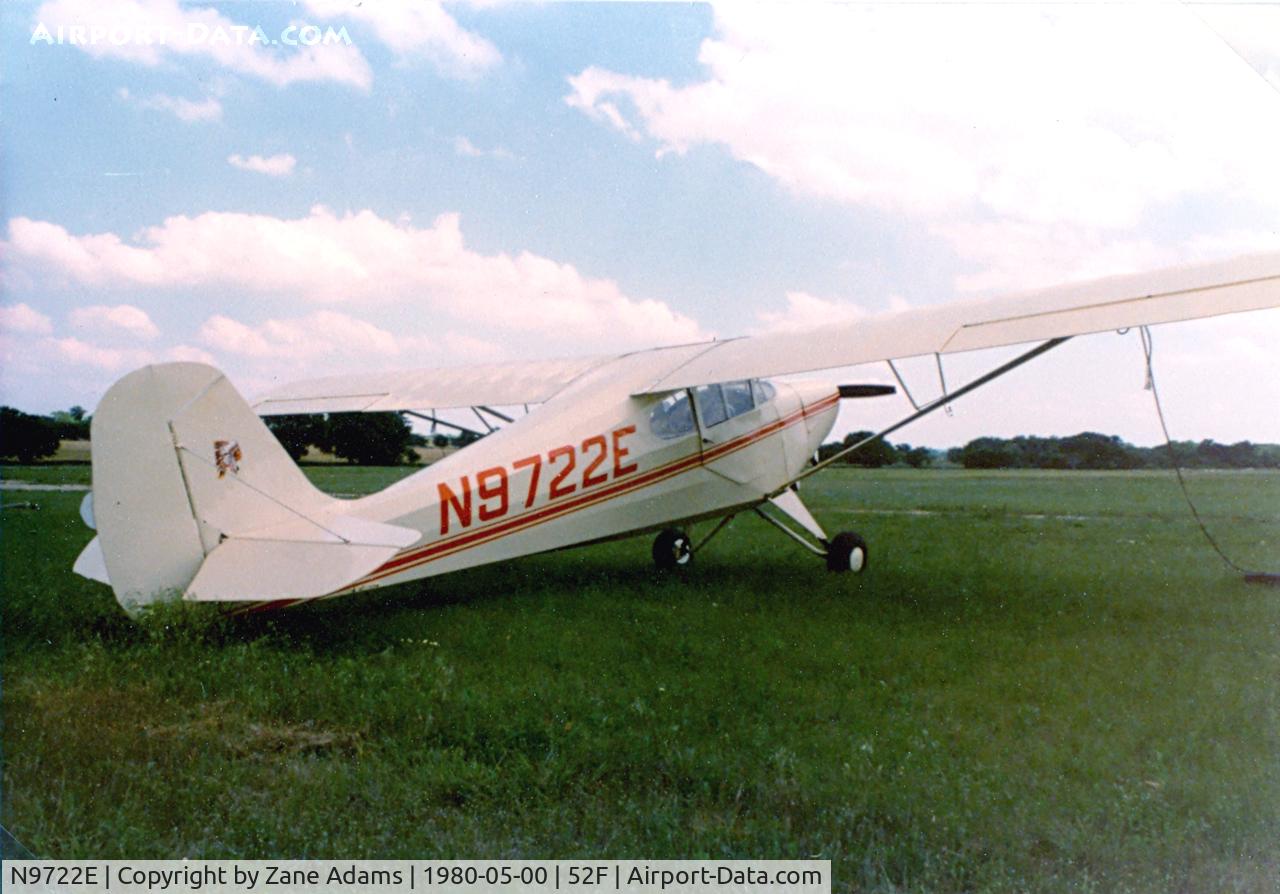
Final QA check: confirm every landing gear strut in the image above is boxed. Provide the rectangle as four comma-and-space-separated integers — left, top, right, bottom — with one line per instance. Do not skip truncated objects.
652, 527, 693, 570
755, 489, 869, 575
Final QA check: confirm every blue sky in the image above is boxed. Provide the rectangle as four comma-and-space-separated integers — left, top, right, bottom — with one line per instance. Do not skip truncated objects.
2, 1, 1278, 447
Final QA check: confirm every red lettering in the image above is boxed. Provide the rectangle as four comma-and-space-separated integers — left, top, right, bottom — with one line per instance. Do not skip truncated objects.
581, 435, 608, 488
548, 445, 577, 499
438, 476, 472, 535
513, 454, 542, 508
612, 425, 638, 477
477, 466, 508, 521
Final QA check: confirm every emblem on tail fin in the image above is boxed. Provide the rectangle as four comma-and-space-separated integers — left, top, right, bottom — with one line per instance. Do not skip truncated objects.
214, 439, 243, 478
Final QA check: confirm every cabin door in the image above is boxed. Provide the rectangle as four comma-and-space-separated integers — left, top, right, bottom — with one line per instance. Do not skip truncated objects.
692, 380, 787, 489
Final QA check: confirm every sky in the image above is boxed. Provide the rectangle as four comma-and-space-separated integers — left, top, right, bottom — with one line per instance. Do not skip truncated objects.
1, 0, 1278, 448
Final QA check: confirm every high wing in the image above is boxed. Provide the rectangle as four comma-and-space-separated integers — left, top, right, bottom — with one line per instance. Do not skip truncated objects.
254, 251, 1280, 414
634, 250, 1280, 393
253, 354, 617, 415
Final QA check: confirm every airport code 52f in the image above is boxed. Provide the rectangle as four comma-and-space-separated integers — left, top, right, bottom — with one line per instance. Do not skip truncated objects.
438, 426, 638, 535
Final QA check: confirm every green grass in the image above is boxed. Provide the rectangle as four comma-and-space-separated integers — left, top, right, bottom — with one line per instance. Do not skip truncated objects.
3, 465, 1279, 892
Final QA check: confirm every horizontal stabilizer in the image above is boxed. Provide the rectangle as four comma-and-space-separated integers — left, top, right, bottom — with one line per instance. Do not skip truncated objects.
73, 537, 110, 585
184, 514, 417, 603
232, 513, 420, 548
184, 539, 400, 603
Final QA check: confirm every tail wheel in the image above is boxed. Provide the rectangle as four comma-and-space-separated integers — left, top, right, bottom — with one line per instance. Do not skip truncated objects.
652, 528, 693, 570
826, 531, 868, 573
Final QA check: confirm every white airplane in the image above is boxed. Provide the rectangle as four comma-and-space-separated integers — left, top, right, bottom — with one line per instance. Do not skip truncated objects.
73, 252, 1280, 615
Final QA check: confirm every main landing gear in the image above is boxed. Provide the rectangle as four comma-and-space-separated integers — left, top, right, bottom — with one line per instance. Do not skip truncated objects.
649, 489, 868, 574
754, 489, 868, 575
652, 527, 693, 570
824, 531, 868, 573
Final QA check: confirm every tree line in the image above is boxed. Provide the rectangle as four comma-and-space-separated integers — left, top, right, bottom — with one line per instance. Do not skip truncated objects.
944, 432, 1280, 470
817, 430, 1280, 470
0, 406, 90, 462
263, 413, 480, 465
0, 406, 449, 466
4, 405, 1278, 470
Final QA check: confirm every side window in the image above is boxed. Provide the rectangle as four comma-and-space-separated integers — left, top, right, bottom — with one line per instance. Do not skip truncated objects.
693, 384, 728, 427
752, 379, 777, 405
649, 391, 696, 439
722, 380, 754, 418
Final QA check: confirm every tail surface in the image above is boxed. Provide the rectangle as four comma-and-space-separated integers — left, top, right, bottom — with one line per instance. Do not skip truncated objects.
77, 363, 416, 613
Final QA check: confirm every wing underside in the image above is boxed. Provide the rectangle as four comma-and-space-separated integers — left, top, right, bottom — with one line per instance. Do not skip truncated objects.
252, 354, 616, 415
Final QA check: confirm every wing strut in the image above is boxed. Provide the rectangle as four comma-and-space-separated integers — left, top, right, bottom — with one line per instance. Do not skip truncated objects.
402, 410, 484, 439
792, 336, 1071, 485
886, 360, 921, 411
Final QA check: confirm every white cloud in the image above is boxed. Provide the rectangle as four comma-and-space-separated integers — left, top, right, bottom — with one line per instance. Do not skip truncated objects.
936, 222, 1173, 295
50, 336, 153, 372
227, 153, 297, 177
566, 3, 1280, 290
302, 0, 500, 78
441, 331, 504, 362
68, 304, 160, 340
0, 303, 54, 335
5, 208, 704, 351
164, 343, 217, 365
198, 310, 427, 362
753, 291, 868, 334
117, 87, 222, 122
453, 136, 514, 160
34, 0, 372, 89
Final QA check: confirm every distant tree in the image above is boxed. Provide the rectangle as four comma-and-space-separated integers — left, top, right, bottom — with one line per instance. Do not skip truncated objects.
834, 431, 897, 467
1256, 444, 1280, 469
958, 437, 1020, 469
1058, 432, 1140, 470
265, 415, 327, 462
432, 433, 450, 448
901, 445, 934, 468
0, 406, 61, 462
326, 412, 415, 465
48, 407, 92, 440
1011, 435, 1064, 469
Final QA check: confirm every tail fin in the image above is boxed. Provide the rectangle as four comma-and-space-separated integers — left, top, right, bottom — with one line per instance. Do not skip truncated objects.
82, 363, 417, 613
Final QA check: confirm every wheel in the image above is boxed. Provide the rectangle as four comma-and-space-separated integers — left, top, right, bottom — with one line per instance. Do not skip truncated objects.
826, 531, 868, 573
652, 528, 693, 570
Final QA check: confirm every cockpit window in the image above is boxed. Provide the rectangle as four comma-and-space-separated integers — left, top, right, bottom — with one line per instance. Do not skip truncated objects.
752, 379, 777, 406
652, 380, 776, 438
722, 380, 754, 418
694, 384, 728, 427
649, 391, 696, 439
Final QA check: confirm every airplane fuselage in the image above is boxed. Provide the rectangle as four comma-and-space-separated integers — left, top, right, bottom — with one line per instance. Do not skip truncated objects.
335, 352, 840, 596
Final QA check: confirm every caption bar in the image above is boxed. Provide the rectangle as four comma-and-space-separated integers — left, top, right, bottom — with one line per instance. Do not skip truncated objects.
5, 861, 829, 894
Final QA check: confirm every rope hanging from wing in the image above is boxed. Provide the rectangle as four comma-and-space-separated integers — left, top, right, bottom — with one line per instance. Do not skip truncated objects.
1139, 326, 1280, 586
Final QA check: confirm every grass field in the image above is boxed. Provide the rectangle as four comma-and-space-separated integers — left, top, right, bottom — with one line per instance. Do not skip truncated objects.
2, 464, 1278, 892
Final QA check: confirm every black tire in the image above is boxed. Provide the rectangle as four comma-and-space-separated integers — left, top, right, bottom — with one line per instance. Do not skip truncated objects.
652, 528, 693, 570
826, 531, 868, 573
